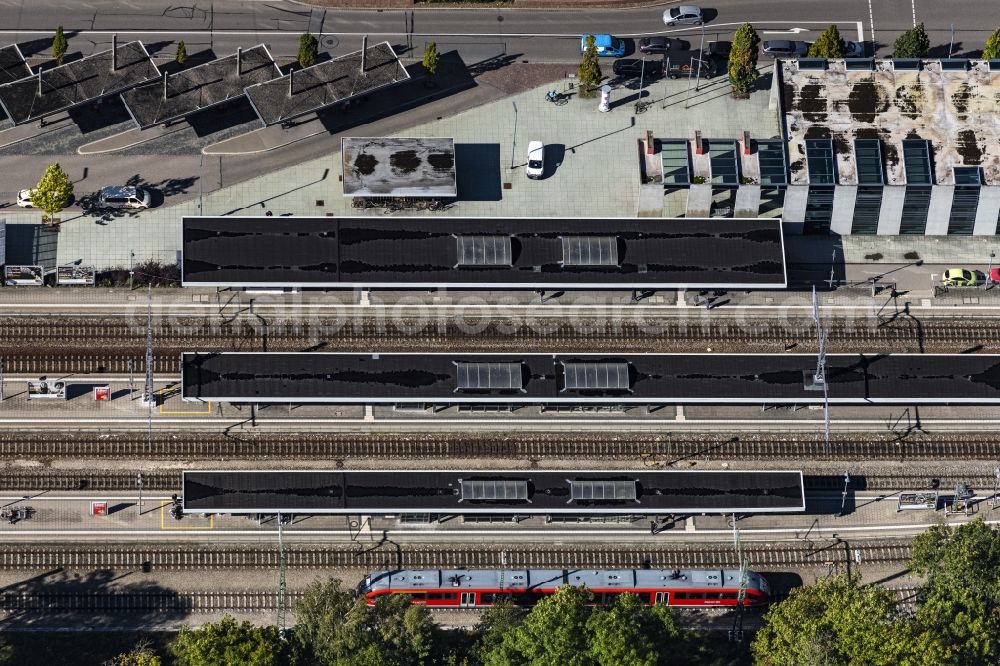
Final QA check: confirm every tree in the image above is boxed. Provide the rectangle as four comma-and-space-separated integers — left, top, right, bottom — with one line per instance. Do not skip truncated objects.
578, 34, 602, 98
728, 23, 760, 98
808, 25, 846, 58
983, 26, 1000, 59
422, 41, 440, 77
298, 32, 318, 69
893, 22, 930, 58
752, 575, 913, 666
52, 26, 68, 66
169, 615, 284, 666
472, 599, 525, 664
485, 586, 593, 666
587, 593, 676, 666
908, 519, 1000, 665
176, 40, 187, 65
31, 163, 73, 223
293, 578, 437, 665
106, 643, 162, 666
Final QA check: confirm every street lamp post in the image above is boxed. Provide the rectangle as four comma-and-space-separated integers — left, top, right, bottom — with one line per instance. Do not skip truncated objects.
988, 251, 995, 288
510, 101, 517, 170
128, 250, 135, 291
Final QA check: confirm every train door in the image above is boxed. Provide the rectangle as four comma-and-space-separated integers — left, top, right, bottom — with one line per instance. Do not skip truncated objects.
654, 592, 669, 605
460, 592, 476, 607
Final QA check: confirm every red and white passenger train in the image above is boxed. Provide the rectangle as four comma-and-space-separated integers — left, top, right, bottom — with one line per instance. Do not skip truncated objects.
360, 567, 770, 609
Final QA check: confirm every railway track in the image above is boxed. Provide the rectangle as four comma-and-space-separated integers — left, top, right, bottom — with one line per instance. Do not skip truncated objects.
2, 431, 999, 462
0, 315, 994, 374
0, 542, 913, 572
0, 586, 922, 615
0, 589, 302, 614
0, 468, 993, 492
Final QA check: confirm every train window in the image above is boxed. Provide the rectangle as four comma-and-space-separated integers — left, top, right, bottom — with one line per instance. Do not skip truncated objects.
425, 593, 458, 601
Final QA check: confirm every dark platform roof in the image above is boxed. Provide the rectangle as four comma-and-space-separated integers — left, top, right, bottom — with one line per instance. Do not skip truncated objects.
182, 469, 807, 514
180, 353, 1000, 405
244, 42, 408, 126
0, 41, 158, 125
342, 137, 457, 197
180, 216, 787, 289
121, 45, 279, 128
0, 45, 30, 85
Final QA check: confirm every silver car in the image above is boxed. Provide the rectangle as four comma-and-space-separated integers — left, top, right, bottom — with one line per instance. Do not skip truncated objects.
98, 185, 151, 210
663, 5, 703, 26
762, 40, 811, 58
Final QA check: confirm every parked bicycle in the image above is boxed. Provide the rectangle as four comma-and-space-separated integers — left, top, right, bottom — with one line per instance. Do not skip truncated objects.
544, 90, 568, 106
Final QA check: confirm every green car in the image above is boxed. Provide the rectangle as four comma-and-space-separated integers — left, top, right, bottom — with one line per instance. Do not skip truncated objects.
942, 267, 984, 287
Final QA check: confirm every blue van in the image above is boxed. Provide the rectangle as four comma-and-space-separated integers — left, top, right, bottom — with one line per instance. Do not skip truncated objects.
581, 34, 626, 57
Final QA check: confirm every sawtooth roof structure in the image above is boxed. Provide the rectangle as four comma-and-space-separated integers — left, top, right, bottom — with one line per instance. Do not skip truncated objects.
121, 45, 280, 128
244, 41, 408, 126
0, 40, 159, 125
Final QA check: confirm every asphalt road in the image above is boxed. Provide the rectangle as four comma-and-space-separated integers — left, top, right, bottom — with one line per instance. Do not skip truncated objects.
0, 0, 995, 65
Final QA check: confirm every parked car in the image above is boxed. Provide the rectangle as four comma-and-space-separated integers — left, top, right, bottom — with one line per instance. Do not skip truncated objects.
581, 34, 626, 57
991, 267, 1000, 284
662, 5, 704, 26
664, 50, 716, 79
843, 40, 866, 57
98, 185, 151, 210
706, 41, 731, 57
638, 36, 689, 54
16, 188, 35, 207
612, 58, 662, 80
762, 40, 811, 58
942, 268, 984, 287
526, 141, 545, 179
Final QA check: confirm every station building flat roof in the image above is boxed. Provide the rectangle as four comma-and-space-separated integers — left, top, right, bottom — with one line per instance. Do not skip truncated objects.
781, 59, 1000, 185
0, 41, 159, 125
182, 469, 806, 515
0, 45, 30, 85
180, 352, 1000, 405
180, 216, 787, 289
121, 45, 279, 128
342, 137, 458, 197
244, 41, 408, 126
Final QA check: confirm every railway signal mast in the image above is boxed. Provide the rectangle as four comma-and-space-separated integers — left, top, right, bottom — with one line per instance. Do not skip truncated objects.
277, 512, 287, 636
141, 285, 154, 409
730, 513, 747, 642
812, 287, 831, 454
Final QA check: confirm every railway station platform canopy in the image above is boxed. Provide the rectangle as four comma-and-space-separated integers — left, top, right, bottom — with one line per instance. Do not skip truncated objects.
121, 45, 280, 128
0, 40, 158, 125
180, 216, 787, 289
244, 41, 408, 126
342, 137, 458, 197
182, 470, 807, 515
0, 45, 30, 85
180, 352, 1000, 405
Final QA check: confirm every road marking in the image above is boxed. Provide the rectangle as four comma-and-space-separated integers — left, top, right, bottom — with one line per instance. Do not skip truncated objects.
911, 0, 918, 27
866, 0, 875, 45
857, 20, 864, 46
762, 28, 809, 35
0, 21, 868, 40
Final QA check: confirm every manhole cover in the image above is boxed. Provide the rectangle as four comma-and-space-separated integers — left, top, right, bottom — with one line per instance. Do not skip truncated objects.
321, 35, 339, 50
